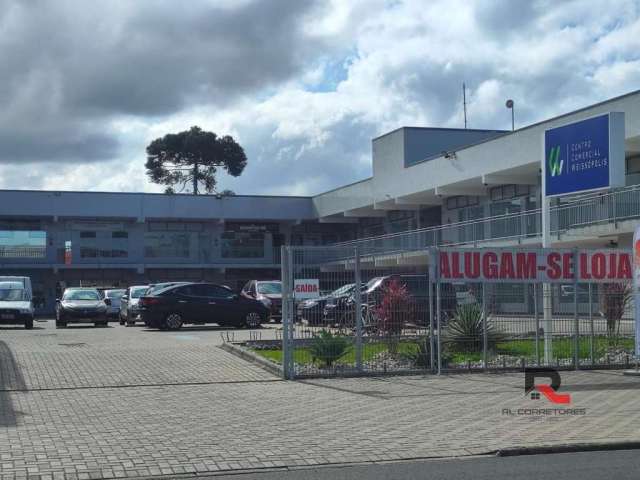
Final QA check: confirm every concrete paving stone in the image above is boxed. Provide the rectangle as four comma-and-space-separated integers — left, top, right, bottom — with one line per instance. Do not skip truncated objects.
2, 321, 640, 479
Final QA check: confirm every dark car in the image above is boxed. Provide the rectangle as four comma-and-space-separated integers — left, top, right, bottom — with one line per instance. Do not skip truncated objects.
140, 282, 269, 330
298, 283, 355, 326
241, 280, 282, 322
324, 275, 457, 329
56, 288, 109, 328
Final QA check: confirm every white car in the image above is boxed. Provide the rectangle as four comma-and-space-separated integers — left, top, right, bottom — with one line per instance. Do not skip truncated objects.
119, 285, 149, 326
0, 278, 34, 329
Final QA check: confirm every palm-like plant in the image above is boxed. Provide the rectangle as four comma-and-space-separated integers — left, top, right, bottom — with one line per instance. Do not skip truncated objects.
444, 303, 504, 353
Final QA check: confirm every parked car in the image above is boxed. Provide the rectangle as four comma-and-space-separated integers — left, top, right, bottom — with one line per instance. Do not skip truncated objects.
298, 283, 355, 325
56, 288, 108, 328
119, 285, 149, 326
324, 275, 457, 329
241, 280, 282, 322
103, 289, 126, 319
140, 282, 269, 330
0, 276, 34, 329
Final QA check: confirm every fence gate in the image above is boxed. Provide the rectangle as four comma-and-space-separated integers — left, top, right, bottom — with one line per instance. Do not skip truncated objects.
281, 245, 635, 379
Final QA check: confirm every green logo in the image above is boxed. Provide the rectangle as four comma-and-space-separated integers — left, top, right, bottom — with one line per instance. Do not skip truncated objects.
548, 146, 563, 177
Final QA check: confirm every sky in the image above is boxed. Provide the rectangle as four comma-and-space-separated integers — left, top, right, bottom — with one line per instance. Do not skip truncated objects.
1, 0, 639, 196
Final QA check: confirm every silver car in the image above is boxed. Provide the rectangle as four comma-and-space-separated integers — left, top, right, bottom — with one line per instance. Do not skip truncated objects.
119, 285, 149, 326
103, 289, 126, 319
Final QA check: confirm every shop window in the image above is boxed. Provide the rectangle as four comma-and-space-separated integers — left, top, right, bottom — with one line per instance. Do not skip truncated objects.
0, 230, 46, 258
221, 231, 265, 258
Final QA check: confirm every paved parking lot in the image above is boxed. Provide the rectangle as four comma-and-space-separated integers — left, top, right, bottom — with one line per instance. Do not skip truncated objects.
1, 320, 640, 480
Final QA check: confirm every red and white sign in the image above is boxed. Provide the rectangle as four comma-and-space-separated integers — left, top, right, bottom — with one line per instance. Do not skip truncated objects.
437, 248, 632, 283
294, 279, 320, 299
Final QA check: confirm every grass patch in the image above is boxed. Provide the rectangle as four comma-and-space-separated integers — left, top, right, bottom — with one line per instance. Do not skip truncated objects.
250, 335, 634, 367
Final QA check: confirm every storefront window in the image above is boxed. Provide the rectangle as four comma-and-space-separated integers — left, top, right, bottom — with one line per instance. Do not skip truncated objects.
221, 231, 265, 258
144, 233, 190, 258
0, 231, 46, 258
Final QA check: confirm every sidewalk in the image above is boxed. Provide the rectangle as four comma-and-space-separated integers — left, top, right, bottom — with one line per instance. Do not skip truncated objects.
2, 369, 640, 479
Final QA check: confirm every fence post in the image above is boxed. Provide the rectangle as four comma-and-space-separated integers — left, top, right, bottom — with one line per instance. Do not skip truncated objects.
589, 283, 594, 366
482, 284, 488, 371
354, 246, 363, 372
573, 248, 579, 370
437, 276, 442, 375
534, 283, 540, 366
281, 246, 291, 380
428, 248, 435, 373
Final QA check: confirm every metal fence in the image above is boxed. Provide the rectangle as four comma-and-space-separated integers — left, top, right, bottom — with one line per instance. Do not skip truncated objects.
280, 245, 635, 379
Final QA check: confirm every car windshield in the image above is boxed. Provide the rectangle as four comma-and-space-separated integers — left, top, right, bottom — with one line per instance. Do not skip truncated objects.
330, 284, 354, 296
257, 282, 281, 294
105, 289, 125, 298
130, 287, 148, 298
365, 277, 384, 292
64, 290, 100, 301
0, 287, 26, 301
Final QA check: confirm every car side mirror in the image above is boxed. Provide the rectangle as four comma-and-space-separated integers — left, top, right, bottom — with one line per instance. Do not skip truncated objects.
231, 294, 240, 301
55, 298, 60, 303
104, 298, 112, 306
121, 296, 128, 301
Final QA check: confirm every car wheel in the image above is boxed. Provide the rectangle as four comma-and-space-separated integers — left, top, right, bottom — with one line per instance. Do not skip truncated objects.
244, 311, 262, 329
126, 319, 135, 326
164, 313, 183, 331
25, 317, 34, 329
119, 315, 125, 326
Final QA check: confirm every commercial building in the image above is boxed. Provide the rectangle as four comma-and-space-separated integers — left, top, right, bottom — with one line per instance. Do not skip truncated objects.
3, 90, 640, 314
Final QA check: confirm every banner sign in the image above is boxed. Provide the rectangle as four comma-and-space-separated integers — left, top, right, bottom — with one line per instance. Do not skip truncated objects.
634, 227, 640, 356
294, 279, 320, 299
437, 248, 632, 283
64, 240, 72, 265
544, 112, 624, 197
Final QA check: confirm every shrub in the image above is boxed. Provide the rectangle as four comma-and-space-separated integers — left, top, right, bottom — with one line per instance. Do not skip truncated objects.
402, 338, 452, 369
374, 278, 411, 353
444, 303, 504, 353
309, 330, 351, 367
600, 283, 632, 341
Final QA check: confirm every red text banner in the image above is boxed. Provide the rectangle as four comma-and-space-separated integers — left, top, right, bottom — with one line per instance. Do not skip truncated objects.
436, 248, 632, 283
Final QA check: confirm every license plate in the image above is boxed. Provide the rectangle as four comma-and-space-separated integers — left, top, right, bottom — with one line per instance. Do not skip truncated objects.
1, 313, 14, 320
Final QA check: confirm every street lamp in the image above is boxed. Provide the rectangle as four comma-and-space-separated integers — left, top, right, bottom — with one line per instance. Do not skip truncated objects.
505, 99, 515, 131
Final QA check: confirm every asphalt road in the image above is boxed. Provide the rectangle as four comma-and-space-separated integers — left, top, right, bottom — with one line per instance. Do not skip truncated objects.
200, 450, 640, 480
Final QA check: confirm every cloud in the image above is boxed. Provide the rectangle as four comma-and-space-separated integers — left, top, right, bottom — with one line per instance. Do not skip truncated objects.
1, 0, 639, 197
0, 0, 326, 164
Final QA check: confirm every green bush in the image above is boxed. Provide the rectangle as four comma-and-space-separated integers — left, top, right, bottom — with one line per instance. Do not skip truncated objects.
309, 330, 351, 367
402, 338, 452, 368
444, 303, 504, 353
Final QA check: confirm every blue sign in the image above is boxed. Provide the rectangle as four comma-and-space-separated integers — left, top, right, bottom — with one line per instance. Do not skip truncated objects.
544, 113, 623, 197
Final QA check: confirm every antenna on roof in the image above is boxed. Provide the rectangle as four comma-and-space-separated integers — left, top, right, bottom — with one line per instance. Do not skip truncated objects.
462, 82, 468, 129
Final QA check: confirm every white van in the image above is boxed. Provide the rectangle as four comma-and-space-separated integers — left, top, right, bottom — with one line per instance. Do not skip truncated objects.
0, 276, 34, 329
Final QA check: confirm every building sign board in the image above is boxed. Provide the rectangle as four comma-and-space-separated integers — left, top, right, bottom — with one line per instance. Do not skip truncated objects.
294, 279, 320, 299
544, 112, 625, 197
634, 226, 640, 356
64, 241, 72, 265
437, 248, 632, 283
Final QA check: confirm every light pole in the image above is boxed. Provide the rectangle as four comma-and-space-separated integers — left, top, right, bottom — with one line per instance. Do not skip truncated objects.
506, 99, 515, 131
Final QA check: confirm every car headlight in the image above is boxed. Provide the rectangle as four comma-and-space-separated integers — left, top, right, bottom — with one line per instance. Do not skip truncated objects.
257, 295, 272, 307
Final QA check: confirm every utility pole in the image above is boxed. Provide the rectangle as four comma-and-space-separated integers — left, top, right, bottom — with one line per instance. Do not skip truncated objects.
506, 99, 515, 131
463, 82, 468, 129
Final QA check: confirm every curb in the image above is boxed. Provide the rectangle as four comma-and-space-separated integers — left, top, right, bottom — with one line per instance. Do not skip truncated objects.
219, 342, 284, 378
496, 440, 640, 457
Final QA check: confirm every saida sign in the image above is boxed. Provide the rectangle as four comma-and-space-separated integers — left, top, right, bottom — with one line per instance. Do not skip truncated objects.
543, 112, 625, 197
